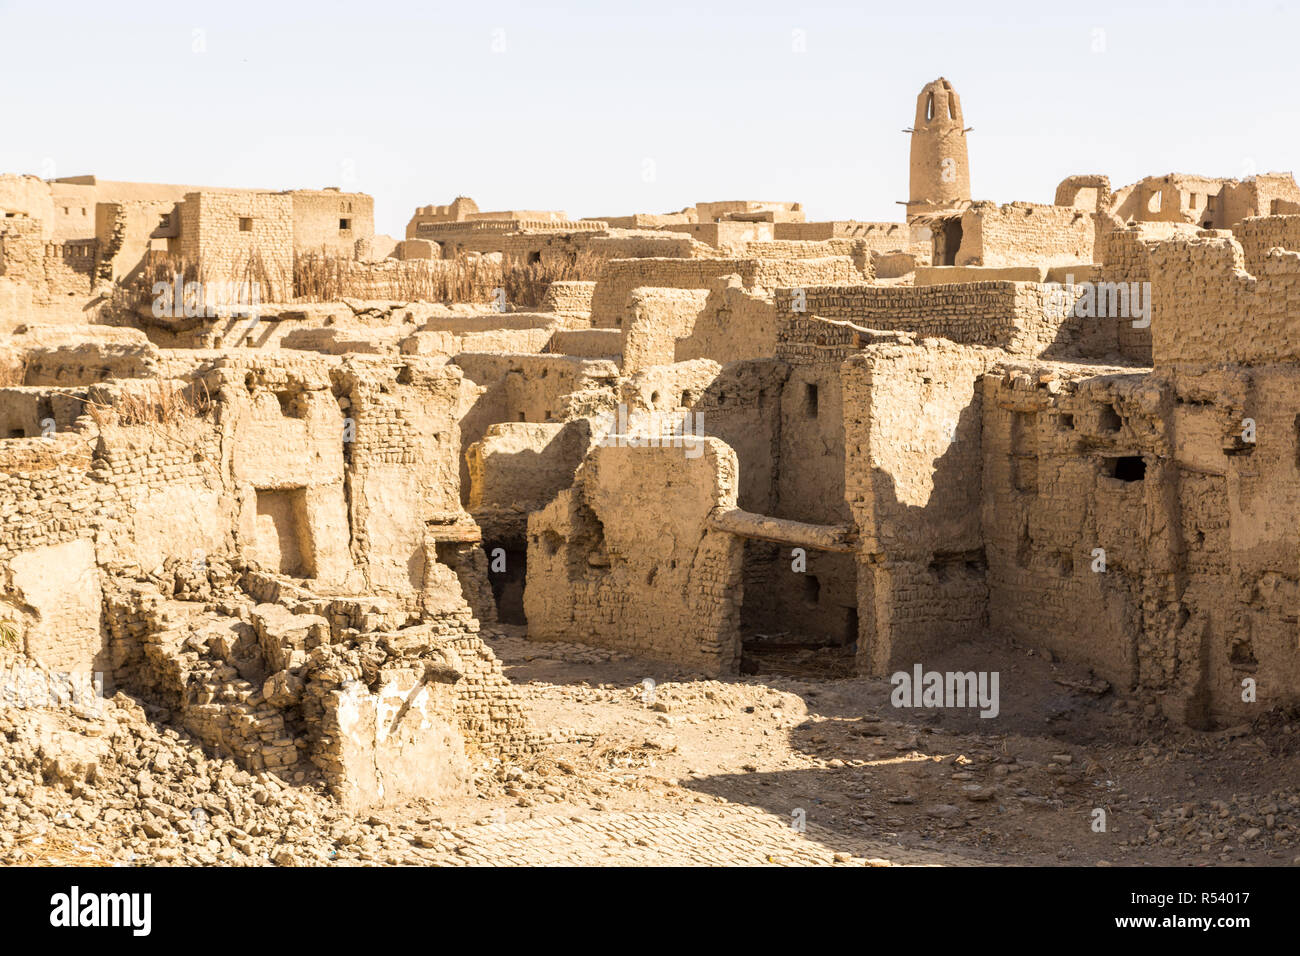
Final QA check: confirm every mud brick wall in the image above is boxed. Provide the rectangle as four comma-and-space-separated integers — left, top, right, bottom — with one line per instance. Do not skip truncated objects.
91, 418, 230, 572
735, 239, 873, 277
1147, 236, 1300, 367
775, 281, 1062, 356
590, 256, 862, 328
777, 359, 851, 524
290, 190, 374, 257
1237, 215, 1300, 275
774, 221, 913, 255
972, 359, 1300, 726
178, 191, 294, 302
582, 234, 701, 260
454, 353, 618, 505
622, 287, 710, 374
675, 280, 779, 366
443, 628, 538, 756
24, 342, 161, 386
776, 313, 865, 366
1164, 364, 1300, 726
0, 436, 105, 677
0, 175, 55, 233
0, 437, 96, 558
841, 342, 996, 674
591, 259, 742, 328
670, 358, 786, 514
979, 369, 1158, 690
959, 202, 1094, 269
548, 328, 620, 358
661, 221, 773, 249
525, 440, 744, 674
1087, 221, 1182, 364
333, 360, 465, 592
542, 280, 596, 314
0, 225, 96, 303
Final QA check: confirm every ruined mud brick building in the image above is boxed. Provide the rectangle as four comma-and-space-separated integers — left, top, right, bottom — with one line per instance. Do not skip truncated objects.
4, 77, 1300, 808
0, 176, 379, 315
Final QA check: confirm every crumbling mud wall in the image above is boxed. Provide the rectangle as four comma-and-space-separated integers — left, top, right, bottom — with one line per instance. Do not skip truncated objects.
775, 282, 1069, 356
980, 367, 1153, 690
466, 419, 594, 542
977, 357, 1300, 727
1147, 235, 1300, 367
454, 353, 618, 504
0, 344, 535, 808
0, 217, 97, 305
0, 428, 105, 676
621, 287, 710, 375
101, 560, 536, 809
1236, 214, 1300, 277
589, 256, 863, 328
843, 341, 996, 674
525, 439, 745, 674
675, 278, 780, 367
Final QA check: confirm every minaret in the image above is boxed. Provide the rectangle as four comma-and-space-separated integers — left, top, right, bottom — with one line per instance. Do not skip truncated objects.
907, 77, 970, 217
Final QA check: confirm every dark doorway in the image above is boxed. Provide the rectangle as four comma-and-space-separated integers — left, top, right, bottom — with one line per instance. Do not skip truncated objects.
935, 217, 963, 266
739, 540, 857, 678
485, 541, 527, 624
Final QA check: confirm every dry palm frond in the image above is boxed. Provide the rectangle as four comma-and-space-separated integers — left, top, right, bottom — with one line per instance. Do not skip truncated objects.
6, 830, 118, 867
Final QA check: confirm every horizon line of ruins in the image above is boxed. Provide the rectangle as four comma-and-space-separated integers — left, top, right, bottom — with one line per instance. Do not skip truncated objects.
2, 75, 1298, 805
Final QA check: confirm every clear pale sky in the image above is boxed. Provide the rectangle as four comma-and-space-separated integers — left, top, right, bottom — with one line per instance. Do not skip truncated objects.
2, 0, 1296, 236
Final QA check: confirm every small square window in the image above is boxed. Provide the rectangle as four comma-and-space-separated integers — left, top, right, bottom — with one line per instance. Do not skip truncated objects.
339, 218, 352, 232
239, 217, 253, 232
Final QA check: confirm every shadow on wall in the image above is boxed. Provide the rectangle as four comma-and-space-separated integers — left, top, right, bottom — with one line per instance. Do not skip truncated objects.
1038, 283, 1153, 366
846, 364, 990, 677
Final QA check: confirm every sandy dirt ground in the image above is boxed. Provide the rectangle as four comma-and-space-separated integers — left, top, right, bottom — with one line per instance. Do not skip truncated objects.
3, 628, 1298, 867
